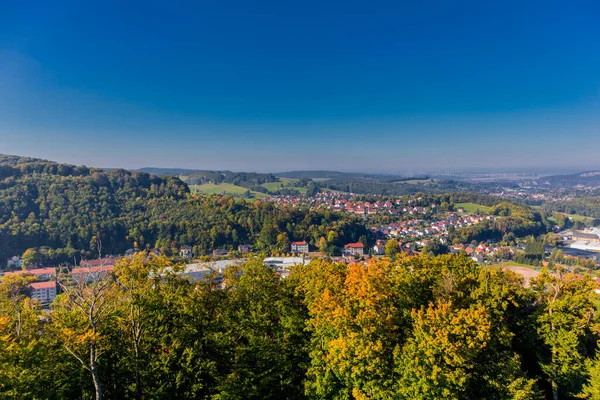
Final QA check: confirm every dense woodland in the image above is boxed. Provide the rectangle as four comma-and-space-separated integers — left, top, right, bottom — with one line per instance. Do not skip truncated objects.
542, 198, 600, 220
320, 177, 476, 196
2, 253, 600, 399
139, 167, 277, 193
449, 202, 549, 244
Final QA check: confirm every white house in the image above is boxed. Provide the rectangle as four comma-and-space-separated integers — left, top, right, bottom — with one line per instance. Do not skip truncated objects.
291, 241, 309, 254
373, 244, 385, 255
3, 267, 55, 281
179, 246, 193, 259
343, 242, 364, 256
30, 281, 57, 305
7, 256, 22, 269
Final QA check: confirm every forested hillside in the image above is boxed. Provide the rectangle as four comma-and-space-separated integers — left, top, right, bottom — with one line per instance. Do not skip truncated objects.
449, 201, 550, 244
538, 171, 600, 188
0, 156, 368, 266
139, 167, 278, 192
542, 197, 600, 219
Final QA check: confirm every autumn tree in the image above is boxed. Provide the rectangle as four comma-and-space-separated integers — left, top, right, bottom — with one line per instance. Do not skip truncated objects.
300, 259, 407, 399
531, 269, 599, 399
384, 240, 400, 259
53, 267, 117, 400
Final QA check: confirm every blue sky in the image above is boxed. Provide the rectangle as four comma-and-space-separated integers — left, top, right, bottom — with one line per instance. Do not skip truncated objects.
1, 0, 599, 173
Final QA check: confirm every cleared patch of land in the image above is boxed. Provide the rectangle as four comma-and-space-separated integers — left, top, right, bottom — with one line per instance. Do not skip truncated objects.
394, 178, 434, 184
261, 178, 308, 194
192, 183, 269, 198
495, 264, 540, 287
454, 202, 492, 214
552, 212, 595, 223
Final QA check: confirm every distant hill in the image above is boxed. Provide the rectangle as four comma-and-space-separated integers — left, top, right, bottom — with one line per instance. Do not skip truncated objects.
0, 154, 48, 166
136, 167, 277, 193
537, 171, 600, 188
136, 167, 208, 176
276, 170, 345, 179
0, 154, 189, 264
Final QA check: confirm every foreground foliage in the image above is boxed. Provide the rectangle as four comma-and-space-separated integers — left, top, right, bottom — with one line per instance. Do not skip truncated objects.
1, 253, 598, 399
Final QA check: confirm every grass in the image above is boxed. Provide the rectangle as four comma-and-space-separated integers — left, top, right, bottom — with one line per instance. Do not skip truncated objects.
492, 261, 537, 269
454, 202, 492, 214
261, 178, 308, 194
554, 212, 594, 223
191, 183, 269, 198
399, 178, 434, 184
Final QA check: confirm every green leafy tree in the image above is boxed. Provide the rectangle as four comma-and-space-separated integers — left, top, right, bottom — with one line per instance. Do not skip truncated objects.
385, 240, 400, 259
21, 248, 42, 269
531, 270, 599, 400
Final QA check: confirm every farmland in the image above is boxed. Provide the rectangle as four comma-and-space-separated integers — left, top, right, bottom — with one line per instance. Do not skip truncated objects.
454, 202, 492, 214
191, 183, 269, 198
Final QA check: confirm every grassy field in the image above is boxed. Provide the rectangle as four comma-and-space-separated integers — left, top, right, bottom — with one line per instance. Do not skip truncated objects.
261, 178, 308, 194
545, 211, 595, 225
555, 212, 594, 223
191, 183, 269, 198
492, 261, 537, 269
455, 202, 492, 214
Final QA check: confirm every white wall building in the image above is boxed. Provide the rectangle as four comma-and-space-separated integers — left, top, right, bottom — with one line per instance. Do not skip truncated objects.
30, 281, 57, 305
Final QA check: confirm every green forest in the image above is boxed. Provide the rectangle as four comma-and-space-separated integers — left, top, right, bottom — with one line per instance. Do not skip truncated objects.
2, 253, 599, 399
542, 198, 600, 220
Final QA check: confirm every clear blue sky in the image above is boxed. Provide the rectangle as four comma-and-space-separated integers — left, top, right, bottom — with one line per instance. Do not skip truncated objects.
1, 0, 599, 173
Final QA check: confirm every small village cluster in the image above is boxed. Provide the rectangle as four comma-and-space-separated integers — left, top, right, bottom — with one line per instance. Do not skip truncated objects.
267, 191, 432, 216
371, 213, 495, 239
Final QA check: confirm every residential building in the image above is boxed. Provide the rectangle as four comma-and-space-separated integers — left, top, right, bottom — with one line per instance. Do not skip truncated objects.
291, 241, 309, 254
373, 244, 385, 255
343, 242, 364, 256
213, 249, 229, 257
30, 281, 57, 305
7, 256, 22, 269
238, 244, 252, 254
3, 267, 55, 281
179, 245, 193, 258
72, 265, 114, 284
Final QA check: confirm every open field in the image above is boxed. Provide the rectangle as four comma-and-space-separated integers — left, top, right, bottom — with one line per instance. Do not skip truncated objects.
493, 264, 540, 287
553, 212, 595, 223
455, 202, 492, 214
531, 206, 595, 225
394, 178, 434, 184
191, 183, 269, 198
261, 178, 308, 194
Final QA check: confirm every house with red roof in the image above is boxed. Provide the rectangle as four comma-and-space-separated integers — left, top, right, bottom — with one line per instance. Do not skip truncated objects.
342, 242, 364, 256
4, 267, 55, 281
30, 281, 57, 305
72, 265, 114, 284
291, 241, 309, 254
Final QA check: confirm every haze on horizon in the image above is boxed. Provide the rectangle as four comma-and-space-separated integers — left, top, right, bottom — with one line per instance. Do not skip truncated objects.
1, 1, 599, 173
